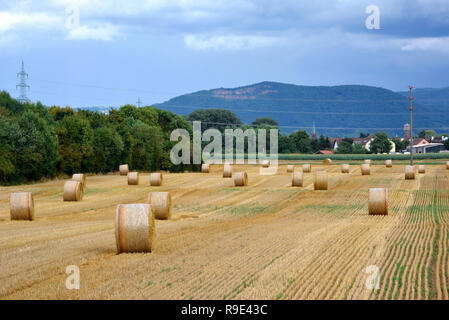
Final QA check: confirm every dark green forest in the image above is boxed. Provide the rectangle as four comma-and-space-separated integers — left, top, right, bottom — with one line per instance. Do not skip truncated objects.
0, 91, 194, 184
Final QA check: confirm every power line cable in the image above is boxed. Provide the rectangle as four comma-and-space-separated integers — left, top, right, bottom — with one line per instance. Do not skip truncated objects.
158, 104, 444, 116
189, 121, 449, 131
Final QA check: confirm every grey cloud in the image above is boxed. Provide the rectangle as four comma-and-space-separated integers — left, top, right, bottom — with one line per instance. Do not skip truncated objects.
2, 0, 449, 48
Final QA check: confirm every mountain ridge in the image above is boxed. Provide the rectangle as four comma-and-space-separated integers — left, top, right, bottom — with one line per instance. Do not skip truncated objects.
397, 87, 449, 108
155, 81, 448, 137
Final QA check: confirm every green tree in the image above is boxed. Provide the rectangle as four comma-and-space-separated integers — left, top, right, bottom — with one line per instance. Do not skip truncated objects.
77, 109, 109, 129
251, 117, 279, 127
109, 105, 159, 128
0, 143, 15, 182
310, 138, 319, 153
335, 138, 353, 154
359, 132, 370, 138
48, 106, 75, 122
0, 91, 24, 114
128, 120, 151, 170
317, 135, 331, 150
418, 130, 426, 138
290, 130, 311, 153
279, 133, 295, 153
155, 109, 192, 134
7, 111, 59, 180
370, 132, 392, 154
146, 127, 165, 171
56, 115, 93, 174
91, 127, 124, 173
154, 109, 192, 171
127, 120, 165, 171
188, 109, 242, 132
419, 129, 436, 141
392, 137, 408, 152
352, 143, 366, 154
444, 138, 449, 151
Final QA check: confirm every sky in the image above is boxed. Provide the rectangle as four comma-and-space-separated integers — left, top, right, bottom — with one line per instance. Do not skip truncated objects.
0, 0, 449, 109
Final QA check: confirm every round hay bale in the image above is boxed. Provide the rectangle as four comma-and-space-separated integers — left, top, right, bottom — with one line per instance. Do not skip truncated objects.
292, 172, 303, 187
341, 164, 350, 174
72, 173, 86, 189
446, 161, 449, 170
10, 192, 34, 221
418, 165, 426, 174
385, 160, 392, 168
323, 158, 332, 165
369, 188, 388, 215
128, 172, 140, 185
63, 181, 83, 201
150, 173, 163, 186
115, 204, 155, 253
223, 163, 232, 178
201, 163, 210, 173
361, 164, 371, 175
119, 164, 129, 176
234, 172, 248, 186
303, 164, 312, 173
261, 160, 270, 168
405, 165, 415, 180
287, 165, 294, 173
314, 171, 328, 190
148, 192, 172, 220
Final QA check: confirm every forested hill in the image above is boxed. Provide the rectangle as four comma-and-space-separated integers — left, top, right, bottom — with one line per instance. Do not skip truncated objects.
397, 87, 449, 108
155, 81, 448, 137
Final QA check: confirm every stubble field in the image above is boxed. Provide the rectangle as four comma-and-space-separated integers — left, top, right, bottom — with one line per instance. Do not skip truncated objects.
0, 163, 448, 300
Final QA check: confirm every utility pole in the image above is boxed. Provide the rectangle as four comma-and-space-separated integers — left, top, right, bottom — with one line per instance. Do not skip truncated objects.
137, 97, 142, 108
16, 61, 30, 103
408, 86, 414, 166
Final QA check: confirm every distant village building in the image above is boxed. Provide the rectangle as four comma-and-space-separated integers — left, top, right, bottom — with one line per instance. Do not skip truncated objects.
411, 138, 429, 146
404, 138, 447, 153
352, 134, 375, 150
407, 143, 446, 154
431, 136, 448, 144
329, 133, 446, 154
315, 150, 333, 155
331, 134, 395, 153
353, 134, 395, 153
329, 137, 343, 150
356, 135, 395, 153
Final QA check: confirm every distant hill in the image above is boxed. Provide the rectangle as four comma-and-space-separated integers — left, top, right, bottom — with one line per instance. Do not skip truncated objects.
155, 81, 448, 137
397, 87, 449, 108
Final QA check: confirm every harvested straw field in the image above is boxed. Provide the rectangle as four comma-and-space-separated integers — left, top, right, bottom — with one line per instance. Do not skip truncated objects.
1, 163, 449, 300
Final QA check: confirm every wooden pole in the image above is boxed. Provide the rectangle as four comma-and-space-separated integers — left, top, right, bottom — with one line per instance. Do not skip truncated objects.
408, 86, 414, 166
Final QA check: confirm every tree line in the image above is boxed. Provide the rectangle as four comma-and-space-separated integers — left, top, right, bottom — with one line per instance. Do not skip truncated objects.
1, 94, 447, 185
0, 91, 194, 184
187, 109, 333, 154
